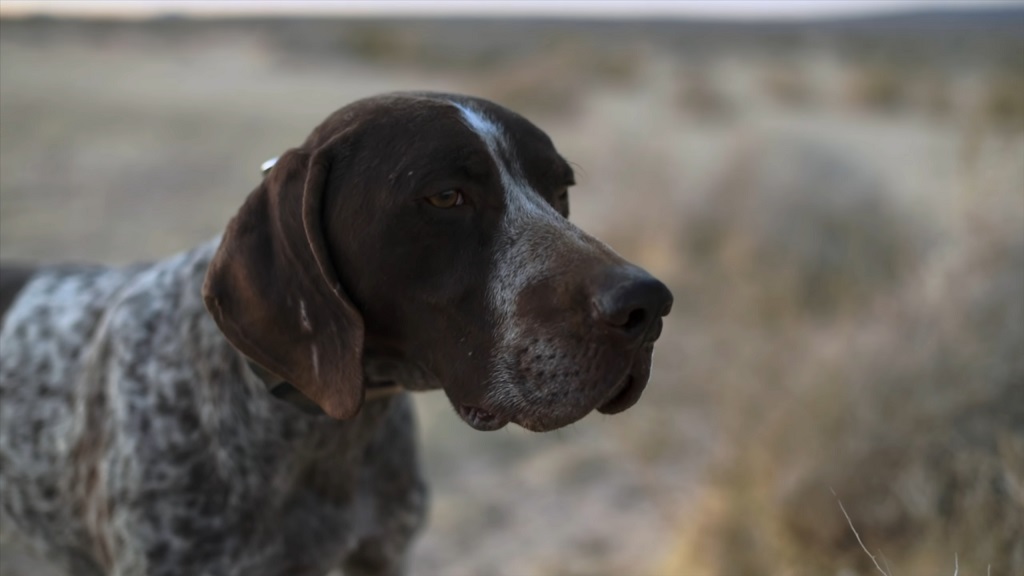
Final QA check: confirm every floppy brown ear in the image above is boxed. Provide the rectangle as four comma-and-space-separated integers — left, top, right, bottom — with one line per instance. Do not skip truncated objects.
203, 135, 365, 419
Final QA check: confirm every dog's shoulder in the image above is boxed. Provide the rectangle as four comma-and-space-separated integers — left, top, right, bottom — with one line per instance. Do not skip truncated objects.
1, 241, 218, 385
1, 262, 136, 394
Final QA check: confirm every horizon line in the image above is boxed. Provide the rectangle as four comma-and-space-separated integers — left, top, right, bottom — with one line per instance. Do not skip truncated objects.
2, 0, 1022, 22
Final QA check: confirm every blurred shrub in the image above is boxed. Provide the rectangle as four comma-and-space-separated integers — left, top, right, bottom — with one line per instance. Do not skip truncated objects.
761, 63, 815, 108
323, 24, 646, 116
680, 137, 924, 322
663, 232, 1024, 575
676, 65, 735, 121
909, 71, 954, 119
474, 40, 640, 116
846, 63, 911, 112
330, 23, 508, 70
982, 72, 1024, 130
344, 25, 409, 61
474, 49, 590, 116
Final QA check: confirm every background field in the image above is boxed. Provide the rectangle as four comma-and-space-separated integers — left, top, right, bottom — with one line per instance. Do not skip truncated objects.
1, 10, 1022, 576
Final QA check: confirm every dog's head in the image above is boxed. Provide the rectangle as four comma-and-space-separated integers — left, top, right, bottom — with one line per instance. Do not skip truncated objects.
204, 92, 672, 432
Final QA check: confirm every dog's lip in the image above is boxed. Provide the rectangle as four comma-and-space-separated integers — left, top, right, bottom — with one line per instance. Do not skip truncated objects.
597, 346, 653, 415
596, 373, 637, 415
457, 404, 510, 431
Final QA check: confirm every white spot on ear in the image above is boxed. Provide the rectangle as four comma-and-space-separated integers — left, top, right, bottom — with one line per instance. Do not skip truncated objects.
299, 299, 312, 332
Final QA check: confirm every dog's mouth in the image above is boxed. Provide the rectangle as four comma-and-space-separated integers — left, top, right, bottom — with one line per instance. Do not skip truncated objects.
455, 343, 655, 432
457, 404, 510, 431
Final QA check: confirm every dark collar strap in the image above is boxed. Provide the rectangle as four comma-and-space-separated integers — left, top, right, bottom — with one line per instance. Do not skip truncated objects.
246, 359, 403, 416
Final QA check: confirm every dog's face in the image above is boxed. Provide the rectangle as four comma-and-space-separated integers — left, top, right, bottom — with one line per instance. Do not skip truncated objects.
204, 92, 672, 432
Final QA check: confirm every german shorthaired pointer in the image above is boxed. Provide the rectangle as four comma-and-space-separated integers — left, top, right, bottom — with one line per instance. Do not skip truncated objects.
0, 92, 672, 576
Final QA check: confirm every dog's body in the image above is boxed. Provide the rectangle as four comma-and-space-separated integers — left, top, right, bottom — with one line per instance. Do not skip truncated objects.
1, 247, 425, 576
0, 93, 671, 575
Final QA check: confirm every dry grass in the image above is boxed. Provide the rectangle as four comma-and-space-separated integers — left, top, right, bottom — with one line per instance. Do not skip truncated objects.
983, 72, 1024, 130
761, 63, 816, 108
473, 38, 641, 116
675, 64, 736, 121
679, 136, 925, 323
662, 147, 1024, 575
846, 63, 911, 112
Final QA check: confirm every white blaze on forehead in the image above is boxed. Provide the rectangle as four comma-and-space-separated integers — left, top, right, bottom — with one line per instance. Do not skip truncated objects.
449, 101, 570, 228
449, 99, 597, 404
450, 102, 527, 197
452, 102, 502, 143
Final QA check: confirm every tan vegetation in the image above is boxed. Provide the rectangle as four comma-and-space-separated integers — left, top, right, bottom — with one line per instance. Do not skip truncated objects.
663, 231, 1024, 575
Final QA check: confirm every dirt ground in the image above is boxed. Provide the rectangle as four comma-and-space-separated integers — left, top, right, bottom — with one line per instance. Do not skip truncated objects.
1, 14, 1022, 576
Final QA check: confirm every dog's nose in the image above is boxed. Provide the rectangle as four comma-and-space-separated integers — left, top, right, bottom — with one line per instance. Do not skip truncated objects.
592, 268, 673, 339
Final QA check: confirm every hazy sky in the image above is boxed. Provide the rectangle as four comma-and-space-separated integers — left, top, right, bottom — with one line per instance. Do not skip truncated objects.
1, 0, 1022, 20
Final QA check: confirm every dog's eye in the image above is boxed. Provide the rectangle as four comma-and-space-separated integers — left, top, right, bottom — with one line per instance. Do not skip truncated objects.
426, 189, 465, 209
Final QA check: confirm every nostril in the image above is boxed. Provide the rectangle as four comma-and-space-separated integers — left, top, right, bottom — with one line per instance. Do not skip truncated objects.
595, 297, 653, 338
621, 308, 647, 333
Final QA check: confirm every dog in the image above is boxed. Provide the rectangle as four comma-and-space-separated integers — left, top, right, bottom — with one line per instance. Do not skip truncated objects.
0, 92, 673, 576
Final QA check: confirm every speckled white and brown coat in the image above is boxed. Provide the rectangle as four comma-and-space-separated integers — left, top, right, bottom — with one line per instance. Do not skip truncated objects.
0, 245, 426, 575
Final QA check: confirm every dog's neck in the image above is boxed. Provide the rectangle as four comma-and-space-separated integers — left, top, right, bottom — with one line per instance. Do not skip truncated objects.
245, 354, 434, 416
362, 353, 442, 392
